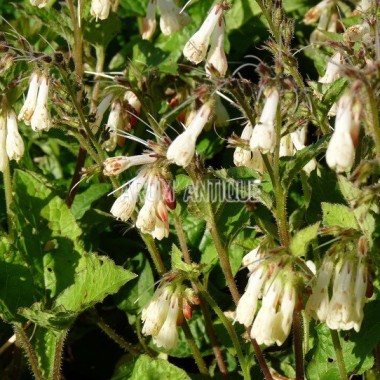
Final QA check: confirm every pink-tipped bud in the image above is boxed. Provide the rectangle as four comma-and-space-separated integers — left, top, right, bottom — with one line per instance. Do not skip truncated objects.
161, 178, 177, 210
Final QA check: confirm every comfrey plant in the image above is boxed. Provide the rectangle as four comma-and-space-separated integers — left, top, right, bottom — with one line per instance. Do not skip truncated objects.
0, 0, 379, 379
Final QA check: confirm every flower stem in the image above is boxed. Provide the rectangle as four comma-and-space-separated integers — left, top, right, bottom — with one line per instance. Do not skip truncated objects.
293, 310, 304, 380
330, 329, 348, 380
14, 325, 43, 380
173, 213, 228, 376
140, 232, 166, 275
366, 85, 380, 158
194, 280, 250, 380
181, 319, 210, 376
52, 331, 67, 380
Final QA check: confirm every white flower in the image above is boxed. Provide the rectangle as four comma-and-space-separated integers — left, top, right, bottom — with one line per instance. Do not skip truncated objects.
279, 134, 294, 157
6, 110, 24, 162
90, 0, 111, 21
158, 0, 190, 36
290, 126, 317, 174
319, 52, 343, 84
352, 261, 367, 332
167, 102, 212, 167
151, 217, 169, 240
18, 72, 39, 125
142, 286, 172, 336
303, 0, 331, 25
0, 114, 7, 173
279, 284, 296, 343
249, 89, 279, 154
250, 276, 283, 346
136, 178, 161, 233
241, 246, 264, 272
205, 17, 227, 77
234, 123, 253, 167
153, 295, 180, 349
110, 175, 146, 221
183, 4, 223, 64
30, 0, 48, 8
326, 260, 356, 331
234, 266, 268, 327
355, 0, 373, 12
103, 154, 157, 176
142, 0, 157, 40
326, 93, 359, 173
305, 258, 334, 322
102, 101, 122, 152
124, 91, 141, 114
344, 22, 370, 43
30, 75, 51, 132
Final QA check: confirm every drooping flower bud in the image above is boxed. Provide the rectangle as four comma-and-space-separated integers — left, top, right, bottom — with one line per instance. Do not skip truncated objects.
18, 72, 39, 126
183, 4, 223, 64
90, 0, 111, 21
319, 52, 343, 84
142, 0, 157, 40
303, 0, 331, 25
158, 0, 190, 36
30, 75, 51, 132
103, 154, 157, 176
166, 101, 213, 167
205, 17, 227, 77
6, 110, 24, 162
102, 101, 122, 152
234, 123, 253, 168
249, 88, 279, 154
279, 134, 294, 157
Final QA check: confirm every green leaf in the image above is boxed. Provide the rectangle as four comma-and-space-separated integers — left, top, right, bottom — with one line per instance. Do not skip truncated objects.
171, 244, 192, 272
306, 301, 380, 379
322, 203, 359, 230
290, 222, 320, 257
84, 13, 121, 47
71, 183, 111, 219
0, 237, 35, 322
113, 354, 190, 380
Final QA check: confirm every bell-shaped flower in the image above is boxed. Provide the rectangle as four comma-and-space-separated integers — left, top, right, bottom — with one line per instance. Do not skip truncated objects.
234, 123, 253, 167
326, 260, 356, 331
153, 295, 180, 349
6, 110, 24, 162
30, 75, 51, 132
142, 0, 157, 40
158, 0, 190, 36
352, 261, 368, 332
279, 134, 294, 157
183, 4, 223, 64
167, 101, 212, 167
103, 154, 157, 176
250, 88, 279, 154
142, 286, 173, 336
136, 178, 161, 233
319, 52, 343, 84
234, 266, 268, 327
279, 284, 296, 344
102, 101, 122, 152
110, 174, 146, 221
90, 0, 111, 21
205, 17, 227, 77
241, 246, 264, 272
18, 72, 39, 125
303, 0, 331, 24
305, 257, 334, 322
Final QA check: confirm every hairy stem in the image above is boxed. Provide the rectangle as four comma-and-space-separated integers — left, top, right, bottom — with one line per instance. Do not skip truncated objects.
330, 329, 348, 380
181, 320, 210, 376
96, 317, 142, 356
52, 331, 67, 380
293, 311, 304, 380
3, 155, 14, 242
140, 232, 166, 275
366, 85, 380, 158
173, 214, 228, 376
14, 325, 43, 380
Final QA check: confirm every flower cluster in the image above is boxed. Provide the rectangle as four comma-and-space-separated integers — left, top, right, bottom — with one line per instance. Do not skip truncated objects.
18, 72, 52, 132
142, 0, 190, 40
306, 240, 369, 332
0, 108, 24, 171
142, 278, 199, 350
183, 2, 228, 77
235, 249, 298, 346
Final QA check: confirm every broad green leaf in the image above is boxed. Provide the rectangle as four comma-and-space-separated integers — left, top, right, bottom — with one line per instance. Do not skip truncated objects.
116, 253, 154, 315
0, 237, 35, 322
113, 354, 190, 380
322, 203, 359, 230
71, 183, 112, 219
290, 222, 320, 257
171, 244, 193, 272
84, 13, 121, 47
